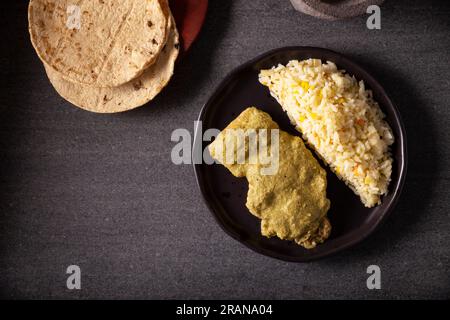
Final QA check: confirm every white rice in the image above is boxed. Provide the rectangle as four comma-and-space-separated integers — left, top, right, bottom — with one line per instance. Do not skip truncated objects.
259, 59, 394, 207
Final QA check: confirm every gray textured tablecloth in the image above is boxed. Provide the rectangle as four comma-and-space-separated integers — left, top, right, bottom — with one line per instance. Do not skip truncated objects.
0, 0, 449, 299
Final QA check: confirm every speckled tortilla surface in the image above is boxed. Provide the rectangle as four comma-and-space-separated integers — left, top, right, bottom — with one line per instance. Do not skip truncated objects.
29, 0, 168, 87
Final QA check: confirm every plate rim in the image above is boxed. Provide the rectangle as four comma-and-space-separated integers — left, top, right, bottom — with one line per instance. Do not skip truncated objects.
193, 46, 408, 262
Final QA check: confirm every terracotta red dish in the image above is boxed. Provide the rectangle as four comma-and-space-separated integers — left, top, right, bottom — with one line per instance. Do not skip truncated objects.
170, 0, 208, 52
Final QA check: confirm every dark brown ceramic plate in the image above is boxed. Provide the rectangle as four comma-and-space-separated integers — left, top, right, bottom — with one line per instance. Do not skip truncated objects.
194, 47, 407, 262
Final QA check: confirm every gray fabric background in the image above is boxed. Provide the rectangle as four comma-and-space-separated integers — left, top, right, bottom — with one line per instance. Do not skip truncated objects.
0, 0, 449, 299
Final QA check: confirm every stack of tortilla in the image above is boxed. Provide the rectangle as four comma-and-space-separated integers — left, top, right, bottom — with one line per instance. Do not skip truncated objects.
28, 0, 180, 113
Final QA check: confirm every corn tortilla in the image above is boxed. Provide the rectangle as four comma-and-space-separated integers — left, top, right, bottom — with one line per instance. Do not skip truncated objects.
29, 0, 168, 87
45, 17, 179, 113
